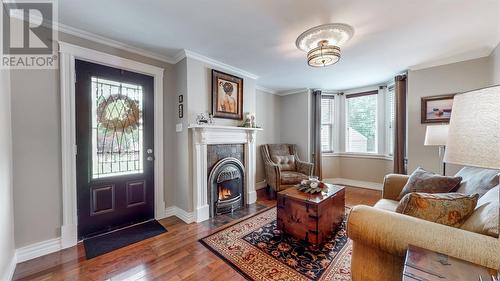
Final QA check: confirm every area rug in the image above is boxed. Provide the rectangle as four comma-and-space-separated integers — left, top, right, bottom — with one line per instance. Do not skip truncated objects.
200, 208, 351, 281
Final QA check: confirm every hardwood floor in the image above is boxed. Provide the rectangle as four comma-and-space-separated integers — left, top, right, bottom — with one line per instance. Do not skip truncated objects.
13, 186, 381, 281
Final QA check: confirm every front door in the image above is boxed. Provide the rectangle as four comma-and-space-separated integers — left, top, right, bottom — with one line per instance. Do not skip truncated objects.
75, 60, 155, 239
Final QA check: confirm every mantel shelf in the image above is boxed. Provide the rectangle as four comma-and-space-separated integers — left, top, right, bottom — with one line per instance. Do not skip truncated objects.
188, 124, 263, 131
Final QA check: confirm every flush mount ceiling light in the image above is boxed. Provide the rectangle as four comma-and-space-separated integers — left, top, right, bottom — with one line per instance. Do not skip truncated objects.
296, 23, 354, 67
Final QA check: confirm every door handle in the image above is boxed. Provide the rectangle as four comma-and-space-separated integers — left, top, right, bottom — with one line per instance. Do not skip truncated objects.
147, 156, 154, 161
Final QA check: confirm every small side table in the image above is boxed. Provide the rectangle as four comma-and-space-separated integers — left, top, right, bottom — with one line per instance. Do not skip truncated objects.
403, 245, 498, 281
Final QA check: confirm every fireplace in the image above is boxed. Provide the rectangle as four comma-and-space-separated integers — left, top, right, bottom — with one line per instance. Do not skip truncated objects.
208, 157, 245, 216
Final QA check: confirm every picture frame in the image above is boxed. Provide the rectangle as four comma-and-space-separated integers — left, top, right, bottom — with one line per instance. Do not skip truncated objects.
178, 104, 183, 118
211, 69, 243, 120
421, 94, 456, 123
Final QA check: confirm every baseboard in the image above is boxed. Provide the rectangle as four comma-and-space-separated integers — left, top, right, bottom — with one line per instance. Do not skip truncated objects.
255, 180, 267, 190
323, 178, 383, 191
15, 237, 62, 263
164, 206, 195, 224
1, 253, 16, 281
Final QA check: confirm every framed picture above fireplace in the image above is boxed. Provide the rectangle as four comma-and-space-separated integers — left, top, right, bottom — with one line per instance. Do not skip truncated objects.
211, 69, 243, 120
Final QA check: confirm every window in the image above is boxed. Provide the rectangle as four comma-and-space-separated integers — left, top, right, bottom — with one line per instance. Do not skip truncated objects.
345, 91, 377, 153
321, 96, 334, 152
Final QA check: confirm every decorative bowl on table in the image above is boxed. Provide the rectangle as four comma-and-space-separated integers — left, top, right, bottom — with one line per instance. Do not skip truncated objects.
296, 177, 328, 194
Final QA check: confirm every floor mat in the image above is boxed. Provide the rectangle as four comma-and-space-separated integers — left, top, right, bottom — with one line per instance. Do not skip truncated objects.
83, 220, 167, 259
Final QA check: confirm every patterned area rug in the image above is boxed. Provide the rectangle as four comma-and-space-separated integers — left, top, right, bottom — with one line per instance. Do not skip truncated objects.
200, 208, 351, 281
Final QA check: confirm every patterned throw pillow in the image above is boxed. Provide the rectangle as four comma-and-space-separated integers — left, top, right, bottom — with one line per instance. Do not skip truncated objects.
397, 167, 462, 200
396, 192, 479, 227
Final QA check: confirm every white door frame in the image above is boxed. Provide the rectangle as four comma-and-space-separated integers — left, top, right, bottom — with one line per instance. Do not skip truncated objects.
59, 42, 165, 249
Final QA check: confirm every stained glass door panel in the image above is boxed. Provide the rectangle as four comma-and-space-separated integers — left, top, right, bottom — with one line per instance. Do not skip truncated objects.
76, 60, 154, 239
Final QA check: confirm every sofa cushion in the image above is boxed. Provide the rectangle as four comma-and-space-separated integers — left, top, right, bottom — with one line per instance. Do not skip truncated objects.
454, 166, 500, 197
396, 192, 478, 227
280, 171, 308, 185
374, 199, 399, 212
460, 185, 499, 238
397, 167, 462, 200
272, 155, 296, 171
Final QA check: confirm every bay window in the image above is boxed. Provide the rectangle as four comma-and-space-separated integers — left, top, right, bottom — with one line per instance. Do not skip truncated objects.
320, 87, 393, 158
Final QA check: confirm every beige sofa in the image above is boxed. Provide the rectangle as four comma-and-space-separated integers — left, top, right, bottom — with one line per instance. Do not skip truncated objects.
347, 173, 500, 281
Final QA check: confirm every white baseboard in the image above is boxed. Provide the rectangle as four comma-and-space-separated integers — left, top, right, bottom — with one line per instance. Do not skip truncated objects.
1, 254, 16, 281
164, 206, 195, 224
255, 180, 267, 190
15, 237, 62, 264
323, 178, 383, 191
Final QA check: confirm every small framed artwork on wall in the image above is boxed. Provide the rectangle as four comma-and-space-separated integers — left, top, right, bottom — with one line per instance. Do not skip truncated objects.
211, 69, 243, 120
178, 104, 183, 118
421, 94, 456, 123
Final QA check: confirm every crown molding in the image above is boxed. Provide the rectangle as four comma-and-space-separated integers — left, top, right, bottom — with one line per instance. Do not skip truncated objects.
175, 49, 259, 80
10, 10, 260, 80
255, 86, 278, 94
276, 88, 310, 96
56, 23, 178, 64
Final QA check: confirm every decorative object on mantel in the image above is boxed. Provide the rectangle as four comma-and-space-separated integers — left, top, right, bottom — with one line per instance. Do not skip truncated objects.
195, 113, 209, 125
240, 112, 259, 128
212, 69, 243, 120
297, 177, 328, 193
296, 23, 354, 67
421, 94, 456, 123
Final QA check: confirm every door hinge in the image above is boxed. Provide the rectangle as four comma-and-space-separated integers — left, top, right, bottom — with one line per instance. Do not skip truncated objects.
74, 144, 78, 155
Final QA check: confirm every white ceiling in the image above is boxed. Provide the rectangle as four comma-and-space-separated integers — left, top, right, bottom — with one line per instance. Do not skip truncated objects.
58, 0, 500, 92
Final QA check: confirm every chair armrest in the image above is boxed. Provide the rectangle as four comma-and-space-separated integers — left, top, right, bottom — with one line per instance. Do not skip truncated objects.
264, 161, 281, 190
296, 160, 314, 176
347, 206, 500, 270
382, 174, 409, 200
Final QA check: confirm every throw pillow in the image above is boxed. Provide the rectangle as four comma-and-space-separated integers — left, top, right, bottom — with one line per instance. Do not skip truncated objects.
397, 167, 462, 200
396, 192, 478, 227
460, 185, 499, 238
454, 166, 500, 197
271, 155, 296, 171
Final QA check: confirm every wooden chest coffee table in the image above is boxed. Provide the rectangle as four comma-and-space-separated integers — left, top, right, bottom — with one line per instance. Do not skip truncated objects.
277, 183, 345, 246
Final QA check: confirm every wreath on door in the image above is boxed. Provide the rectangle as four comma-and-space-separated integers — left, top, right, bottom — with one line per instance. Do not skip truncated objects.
97, 94, 140, 130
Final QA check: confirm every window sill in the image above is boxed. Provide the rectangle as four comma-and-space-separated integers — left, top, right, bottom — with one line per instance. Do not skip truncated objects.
322, 152, 393, 161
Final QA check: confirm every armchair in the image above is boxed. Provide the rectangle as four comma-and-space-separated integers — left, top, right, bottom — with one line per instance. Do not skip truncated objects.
260, 144, 314, 196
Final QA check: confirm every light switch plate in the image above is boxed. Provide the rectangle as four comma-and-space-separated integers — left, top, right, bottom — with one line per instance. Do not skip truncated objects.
176, 123, 183, 132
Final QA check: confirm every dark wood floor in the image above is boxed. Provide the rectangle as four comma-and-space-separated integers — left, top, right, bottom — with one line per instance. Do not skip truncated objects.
13, 187, 381, 281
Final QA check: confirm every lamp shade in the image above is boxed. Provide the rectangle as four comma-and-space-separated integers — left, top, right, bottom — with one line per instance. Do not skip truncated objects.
424, 125, 449, 146
443, 85, 500, 169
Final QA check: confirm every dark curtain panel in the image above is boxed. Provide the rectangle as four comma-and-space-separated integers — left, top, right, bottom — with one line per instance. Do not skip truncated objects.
393, 75, 407, 174
312, 90, 322, 179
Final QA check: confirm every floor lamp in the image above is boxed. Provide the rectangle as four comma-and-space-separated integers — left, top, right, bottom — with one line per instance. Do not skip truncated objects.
424, 125, 449, 175
444, 85, 500, 172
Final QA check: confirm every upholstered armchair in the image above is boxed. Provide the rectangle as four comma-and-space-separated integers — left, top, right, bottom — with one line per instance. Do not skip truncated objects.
261, 144, 314, 195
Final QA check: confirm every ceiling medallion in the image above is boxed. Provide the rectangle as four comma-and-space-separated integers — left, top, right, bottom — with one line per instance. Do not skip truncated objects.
296, 23, 354, 67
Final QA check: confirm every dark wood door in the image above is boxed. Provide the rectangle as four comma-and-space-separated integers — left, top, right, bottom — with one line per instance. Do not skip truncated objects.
75, 60, 155, 239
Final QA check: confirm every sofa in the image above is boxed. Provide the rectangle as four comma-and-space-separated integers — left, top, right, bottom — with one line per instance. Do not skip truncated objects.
347, 167, 500, 281
261, 144, 314, 195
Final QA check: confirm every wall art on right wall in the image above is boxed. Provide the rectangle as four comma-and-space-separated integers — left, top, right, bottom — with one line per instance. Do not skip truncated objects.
421, 94, 456, 124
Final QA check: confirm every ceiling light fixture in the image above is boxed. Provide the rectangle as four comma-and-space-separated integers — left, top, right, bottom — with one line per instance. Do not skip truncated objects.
296, 23, 354, 67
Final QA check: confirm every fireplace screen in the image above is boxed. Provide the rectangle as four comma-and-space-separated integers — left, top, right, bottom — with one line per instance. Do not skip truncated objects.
208, 158, 245, 216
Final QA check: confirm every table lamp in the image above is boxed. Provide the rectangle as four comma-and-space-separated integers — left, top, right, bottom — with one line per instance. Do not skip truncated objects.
444, 85, 500, 170
424, 125, 449, 175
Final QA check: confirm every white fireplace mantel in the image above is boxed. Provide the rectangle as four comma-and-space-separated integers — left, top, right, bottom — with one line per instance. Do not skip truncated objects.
189, 125, 262, 222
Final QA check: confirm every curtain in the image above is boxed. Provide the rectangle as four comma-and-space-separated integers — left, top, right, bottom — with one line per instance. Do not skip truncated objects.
393, 75, 407, 174
312, 90, 322, 179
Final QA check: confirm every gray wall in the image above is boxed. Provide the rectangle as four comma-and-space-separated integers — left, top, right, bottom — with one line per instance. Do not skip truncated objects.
255, 90, 281, 184
407, 57, 493, 175
279, 91, 311, 161
0, 68, 16, 280
10, 32, 177, 248
491, 43, 500, 84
